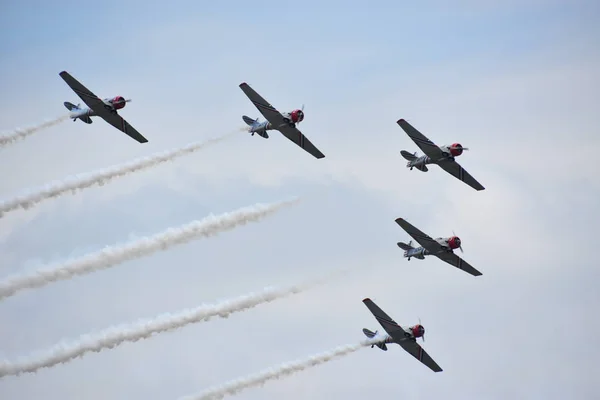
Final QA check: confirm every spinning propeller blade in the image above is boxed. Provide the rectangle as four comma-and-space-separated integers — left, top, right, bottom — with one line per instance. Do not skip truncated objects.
452, 230, 464, 253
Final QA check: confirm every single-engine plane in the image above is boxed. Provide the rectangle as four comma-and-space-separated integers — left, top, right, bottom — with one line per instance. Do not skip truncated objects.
59, 71, 148, 143
362, 297, 443, 372
395, 217, 482, 276
397, 118, 484, 191
239, 82, 325, 159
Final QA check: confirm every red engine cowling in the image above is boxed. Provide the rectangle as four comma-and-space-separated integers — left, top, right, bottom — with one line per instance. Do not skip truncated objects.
449, 142, 463, 157
411, 324, 425, 338
290, 109, 304, 123
111, 96, 126, 110
447, 236, 461, 250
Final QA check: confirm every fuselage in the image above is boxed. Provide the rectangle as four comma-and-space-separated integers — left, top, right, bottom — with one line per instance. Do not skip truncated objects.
248, 120, 273, 136
66, 96, 127, 122
368, 323, 425, 344
406, 143, 464, 170
69, 107, 96, 120
404, 236, 461, 260
246, 109, 304, 137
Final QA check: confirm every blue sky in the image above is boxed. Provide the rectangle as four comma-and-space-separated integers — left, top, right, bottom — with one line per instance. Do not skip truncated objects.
1, 1, 599, 399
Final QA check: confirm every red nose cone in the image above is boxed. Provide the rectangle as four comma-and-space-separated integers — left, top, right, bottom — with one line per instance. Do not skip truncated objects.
291, 109, 304, 123
450, 143, 463, 157
112, 96, 126, 110
411, 324, 425, 338
448, 236, 461, 250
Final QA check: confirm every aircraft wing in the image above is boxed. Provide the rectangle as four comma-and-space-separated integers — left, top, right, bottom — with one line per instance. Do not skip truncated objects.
239, 82, 285, 125
277, 124, 325, 159
59, 71, 106, 112
398, 340, 443, 372
437, 160, 485, 191
59, 71, 148, 143
395, 218, 444, 254
239, 82, 325, 159
97, 113, 149, 143
397, 119, 445, 160
362, 298, 405, 336
434, 251, 482, 276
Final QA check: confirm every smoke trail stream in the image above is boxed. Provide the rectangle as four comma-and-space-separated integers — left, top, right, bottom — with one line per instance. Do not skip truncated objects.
179, 339, 381, 400
0, 132, 236, 217
0, 198, 299, 301
0, 115, 69, 148
0, 269, 345, 378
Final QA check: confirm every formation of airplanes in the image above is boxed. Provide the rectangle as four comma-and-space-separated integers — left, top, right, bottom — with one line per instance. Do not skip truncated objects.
58, 70, 487, 375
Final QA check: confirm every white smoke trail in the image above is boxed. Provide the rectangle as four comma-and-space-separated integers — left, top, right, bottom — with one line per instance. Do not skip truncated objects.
0, 115, 69, 148
0, 198, 298, 301
0, 132, 236, 217
0, 273, 341, 378
179, 339, 380, 400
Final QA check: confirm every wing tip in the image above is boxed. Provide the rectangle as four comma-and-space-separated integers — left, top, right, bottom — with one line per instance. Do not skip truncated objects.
394, 217, 404, 224
397, 118, 407, 125
362, 298, 371, 303
59, 70, 68, 77
239, 82, 248, 88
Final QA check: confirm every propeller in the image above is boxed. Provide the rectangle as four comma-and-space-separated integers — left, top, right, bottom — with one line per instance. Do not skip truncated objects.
452, 230, 464, 253
419, 318, 425, 342
448, 145, 469, 151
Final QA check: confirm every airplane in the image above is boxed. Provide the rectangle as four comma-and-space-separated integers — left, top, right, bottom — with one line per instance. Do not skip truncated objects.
397, 118, 484, 191
59, 71, 148, 143
239, 82, 325, 159
361, 297, 443, 373
395, 217, 482, 276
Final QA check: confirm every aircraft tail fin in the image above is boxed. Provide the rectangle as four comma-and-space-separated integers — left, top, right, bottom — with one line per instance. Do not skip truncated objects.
362, 329, 387, 351
64, 102, 92, 124
242, 115, 269, 138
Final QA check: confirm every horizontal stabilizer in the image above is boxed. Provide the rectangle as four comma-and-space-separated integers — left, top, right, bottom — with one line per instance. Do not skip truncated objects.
363, 328, 377, 338
363, 328, 388, 350
242, 115, 257, 126
64, 101, 79, 111
400, 150, 417, 161
397, 242, 414, 251
79, 116, 93, 124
